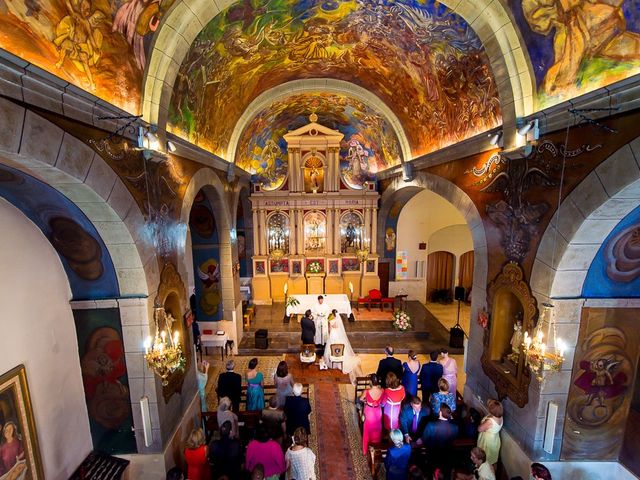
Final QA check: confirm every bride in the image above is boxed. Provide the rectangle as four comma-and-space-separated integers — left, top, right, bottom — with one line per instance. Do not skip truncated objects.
323, 309, 362, 383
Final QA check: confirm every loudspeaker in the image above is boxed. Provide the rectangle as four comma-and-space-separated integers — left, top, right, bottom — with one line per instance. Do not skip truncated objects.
454, 286, 466, 301
255, 329, 269, 349
449, 325, 465, 348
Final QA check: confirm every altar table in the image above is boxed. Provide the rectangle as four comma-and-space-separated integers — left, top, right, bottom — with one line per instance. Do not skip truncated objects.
201, 332, 228, 360
286, 294, 352, 316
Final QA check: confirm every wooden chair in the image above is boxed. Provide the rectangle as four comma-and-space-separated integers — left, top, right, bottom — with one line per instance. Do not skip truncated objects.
328, 343, 345, 370
300, 344, 316, 369
368, 289, 383, 310
381, 297, 395, 311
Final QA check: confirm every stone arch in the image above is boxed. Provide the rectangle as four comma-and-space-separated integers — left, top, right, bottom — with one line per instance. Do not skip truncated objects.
378, 170, 488, 324
530, 139, 640, 302
226, 79, 412, 162
179, 167, 238, 321
142, 0, 533, 146
0, 99, 152, 297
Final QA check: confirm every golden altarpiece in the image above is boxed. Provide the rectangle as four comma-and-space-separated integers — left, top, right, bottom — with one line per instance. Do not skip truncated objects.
250, 115, 380, 304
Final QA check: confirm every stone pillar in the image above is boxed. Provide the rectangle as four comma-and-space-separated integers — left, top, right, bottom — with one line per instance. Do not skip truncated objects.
371, 206, 378, 253
334, 208, 341, 255
297, 209, 305, 255
326, 208, 333, 254
364, 207, 371, 250
252, 208, 259, 255
259, 209, 267, 255
290, 149, 300, 192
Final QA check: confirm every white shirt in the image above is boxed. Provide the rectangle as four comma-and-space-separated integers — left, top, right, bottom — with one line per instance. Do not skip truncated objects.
286, 447, 316, 480
312, 301, 330, 320
477, 462, 496, 480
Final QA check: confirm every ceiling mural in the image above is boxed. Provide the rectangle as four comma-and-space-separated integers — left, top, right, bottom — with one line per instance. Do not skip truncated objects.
168, 0, 501, 161
0, 0, 174, 112
510, 0, 640, 110
235, 92, 401, 190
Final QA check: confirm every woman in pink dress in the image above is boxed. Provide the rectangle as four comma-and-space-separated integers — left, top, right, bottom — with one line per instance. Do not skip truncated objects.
360, 373, 383, 454
381, 372, 405, 430
440, 349, 458, 396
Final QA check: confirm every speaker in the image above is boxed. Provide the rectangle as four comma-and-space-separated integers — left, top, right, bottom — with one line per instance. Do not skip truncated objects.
255, 329, 269, 349
449, 325, 465, 348
454, 286, 466, 301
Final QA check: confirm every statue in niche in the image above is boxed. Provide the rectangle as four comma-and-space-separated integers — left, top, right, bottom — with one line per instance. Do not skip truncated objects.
508, 319, 524, 363
345, 223, 356, 248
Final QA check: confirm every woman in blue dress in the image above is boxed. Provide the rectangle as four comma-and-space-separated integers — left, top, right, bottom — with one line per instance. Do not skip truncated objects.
401, 350, 421, 398
246, 357, 265, 411
384, 429, 412, 480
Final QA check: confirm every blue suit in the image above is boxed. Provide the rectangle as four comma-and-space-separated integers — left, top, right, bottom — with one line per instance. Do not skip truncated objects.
399, 404, 430, 441
420, 361, 443, 400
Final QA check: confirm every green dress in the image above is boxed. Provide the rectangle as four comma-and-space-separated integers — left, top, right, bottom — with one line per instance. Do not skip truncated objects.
246, 372, 265, 411
477, 416, 502, 464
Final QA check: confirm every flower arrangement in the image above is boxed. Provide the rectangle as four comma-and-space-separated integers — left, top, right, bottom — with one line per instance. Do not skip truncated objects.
307, 261, 323, 273
392, 309, 412, 331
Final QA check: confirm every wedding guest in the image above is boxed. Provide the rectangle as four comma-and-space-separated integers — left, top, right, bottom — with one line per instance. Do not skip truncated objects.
274, 360, 294, 407
440, 348, 458, 396
376, 346, 403, 388
477, 399, 503, 469
251, 464, 265, 480
399, 395, 430, 444
430, 378, 456, 415
301, 309, 316, 345
262, 396, 286, 441
382, 372, 406, 430
216, 397, 238, 439
184, 427, 210, 480
165, 466, 184, 480
196, 360, 209, 412
284, 383, 311, 435
246, 426, 286, 480
402, 350, 421, 397
420, 351, 443, 401
208, 420, 242, 480
531, 463, 552, 480
216, 360, 242, 413
454, 447, 495, 480
384, 429, 412, 480
360, 373, 383, 454
246, 357, 265, 411
285, 427, 316, 480
422, 404, 459, 472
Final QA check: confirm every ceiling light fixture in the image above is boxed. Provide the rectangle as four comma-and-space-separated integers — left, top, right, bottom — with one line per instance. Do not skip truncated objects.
517, 118, 539, 138
166, 140, 177, 153
488, 130, 503, 147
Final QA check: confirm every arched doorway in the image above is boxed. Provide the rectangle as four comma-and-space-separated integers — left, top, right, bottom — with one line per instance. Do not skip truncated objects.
426, 251, 455, 302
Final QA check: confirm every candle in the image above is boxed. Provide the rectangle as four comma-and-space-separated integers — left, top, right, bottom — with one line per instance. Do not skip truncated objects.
536, 330, 543, 343
144, 336, 152, 354
541, 343, 546, 356
173, 331, 179, 345
161, 331, 167, 344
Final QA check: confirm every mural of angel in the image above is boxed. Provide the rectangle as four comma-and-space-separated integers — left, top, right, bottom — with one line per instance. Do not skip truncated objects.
198, 262, 219, 289
574, 358, 627, 417
347, 139, 368, 178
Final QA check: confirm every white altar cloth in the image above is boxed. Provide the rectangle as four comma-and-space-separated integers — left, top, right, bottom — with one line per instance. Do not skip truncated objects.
286, 294, 352, 316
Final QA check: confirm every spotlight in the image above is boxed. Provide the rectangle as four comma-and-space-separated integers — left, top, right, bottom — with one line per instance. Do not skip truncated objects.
402, 162, 413, 182
137, 126, 166, 161
166, 140, 177, 153
517, 118, 539, 138
488, 131, 503, 146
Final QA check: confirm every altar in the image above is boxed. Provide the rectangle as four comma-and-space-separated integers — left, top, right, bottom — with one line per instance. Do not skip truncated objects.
285, 294, 352, 316
250, 114, 381, 305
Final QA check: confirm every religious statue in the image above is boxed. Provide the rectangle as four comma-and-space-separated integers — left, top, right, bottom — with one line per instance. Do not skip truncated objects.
345, 223, 356, 247
507, 319, 524, 364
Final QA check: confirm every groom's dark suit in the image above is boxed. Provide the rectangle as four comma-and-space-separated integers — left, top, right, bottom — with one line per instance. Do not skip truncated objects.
301, 315, 316, 345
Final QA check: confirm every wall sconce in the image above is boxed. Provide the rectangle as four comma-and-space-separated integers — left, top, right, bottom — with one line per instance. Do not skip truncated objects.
488, 130, 503, 147
402, 162, 413, 182
166, 140, 177, 153
517, 118, 539, 140
137, 126, 166, 161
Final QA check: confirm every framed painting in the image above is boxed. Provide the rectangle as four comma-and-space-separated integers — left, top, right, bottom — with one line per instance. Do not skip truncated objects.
0, 364, 44, 479
291, 260, 302, 276
342, 257, 360, 272
270, 259, 289, 274
254, 260, 266, 276
366, 259, 376, 274
328, 259, 340, 275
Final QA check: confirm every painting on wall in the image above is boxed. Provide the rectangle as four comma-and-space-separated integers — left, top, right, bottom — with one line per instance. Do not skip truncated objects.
342, 257, 359, 272
0, 365, 44, 479
72, 308, 136, 454
168, 0, 501, 161
509, 0, 640, 109
583, 205, 640, 298
561, 307, 640, 460
0, 0, 173, 112
234, 93, 402, 190
291, 259, 302, 276
255, 260, 266, 276
366, 260, 376, 274
328, 259, 339, 275
270, 259, 289, 273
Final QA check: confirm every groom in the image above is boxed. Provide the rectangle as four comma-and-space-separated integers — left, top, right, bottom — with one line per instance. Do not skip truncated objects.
312, 295, 330, 347
300, 309, 315, 345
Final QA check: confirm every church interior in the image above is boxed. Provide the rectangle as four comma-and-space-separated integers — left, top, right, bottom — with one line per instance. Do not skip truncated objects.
0, 0, 640, 478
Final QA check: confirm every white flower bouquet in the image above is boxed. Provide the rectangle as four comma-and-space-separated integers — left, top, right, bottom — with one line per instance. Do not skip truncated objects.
392, 309, 412, 331
307, 261, 323, 273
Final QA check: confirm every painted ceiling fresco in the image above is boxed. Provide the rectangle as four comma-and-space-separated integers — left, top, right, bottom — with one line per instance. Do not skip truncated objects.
168, 0, 502, 161
0, 0, 174, 112
511, 0, 640, 109
236, 92, 401, 190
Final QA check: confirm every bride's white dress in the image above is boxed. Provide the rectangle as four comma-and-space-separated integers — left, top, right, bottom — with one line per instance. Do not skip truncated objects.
323, 315, 361, 382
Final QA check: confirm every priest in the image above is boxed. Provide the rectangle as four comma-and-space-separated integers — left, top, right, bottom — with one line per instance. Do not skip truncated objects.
312, 295, 330, 346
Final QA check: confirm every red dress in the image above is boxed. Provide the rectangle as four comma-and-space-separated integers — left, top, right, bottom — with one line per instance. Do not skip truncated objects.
362, 389, 383, 455
382, 386, 405, 430
184, 445, 210, 480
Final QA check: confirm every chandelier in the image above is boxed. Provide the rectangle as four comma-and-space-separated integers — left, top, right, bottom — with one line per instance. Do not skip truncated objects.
522, 303, 565, 381
144, 308, 186, 386
355, 246, 369, 264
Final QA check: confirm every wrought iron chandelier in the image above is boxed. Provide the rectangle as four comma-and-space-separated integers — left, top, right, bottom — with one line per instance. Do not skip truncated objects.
143, 308, 186, 386
522, 303, 565, 381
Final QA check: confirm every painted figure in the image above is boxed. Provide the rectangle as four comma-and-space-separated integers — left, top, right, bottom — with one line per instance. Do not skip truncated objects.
522, 0, 640, 95
385, 227, 396, 252
510, 320, 524, 356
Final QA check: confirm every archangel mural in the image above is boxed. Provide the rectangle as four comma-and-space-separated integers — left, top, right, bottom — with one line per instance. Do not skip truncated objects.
168, 0, 502, 160
235, 92, 401, 190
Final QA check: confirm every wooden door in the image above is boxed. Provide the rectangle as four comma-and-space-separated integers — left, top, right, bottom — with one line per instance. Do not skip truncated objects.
378, 261, 390, 297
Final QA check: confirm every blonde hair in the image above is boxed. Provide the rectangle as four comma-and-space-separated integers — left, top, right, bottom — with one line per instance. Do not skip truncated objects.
292, 427, 308, 447
487, 399, 503, 418
218, 396, 232, 412
185, 427, 205, 449
438, 377, 450, 392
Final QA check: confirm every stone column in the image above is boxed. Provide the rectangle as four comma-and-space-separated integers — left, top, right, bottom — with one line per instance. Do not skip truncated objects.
364, 207, 371, 250
259, 209, 267, 255
297, 209, 305, 255
290, 148, 300, 192
326, 208, 333, 254
252, 208, 259, 256
334, 208, 341, 255
371, 206, 378, 253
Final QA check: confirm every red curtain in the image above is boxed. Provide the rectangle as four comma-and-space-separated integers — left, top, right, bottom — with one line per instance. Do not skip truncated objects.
427, 251, 454, 302
458, 250, 475, 292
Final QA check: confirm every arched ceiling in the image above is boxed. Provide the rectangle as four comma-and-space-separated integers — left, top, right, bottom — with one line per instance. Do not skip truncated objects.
166, 0, 503, 160
235, 91, 403, 190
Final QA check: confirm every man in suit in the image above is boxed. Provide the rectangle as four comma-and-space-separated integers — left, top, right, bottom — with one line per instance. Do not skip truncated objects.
376, 346, 403, 388
216, 360, 242, 413
422, 403, 459, 471
284, 383, 312, 435
420, 350, 444, 402
400, 395, 431, 444
300, 309, 316, 345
